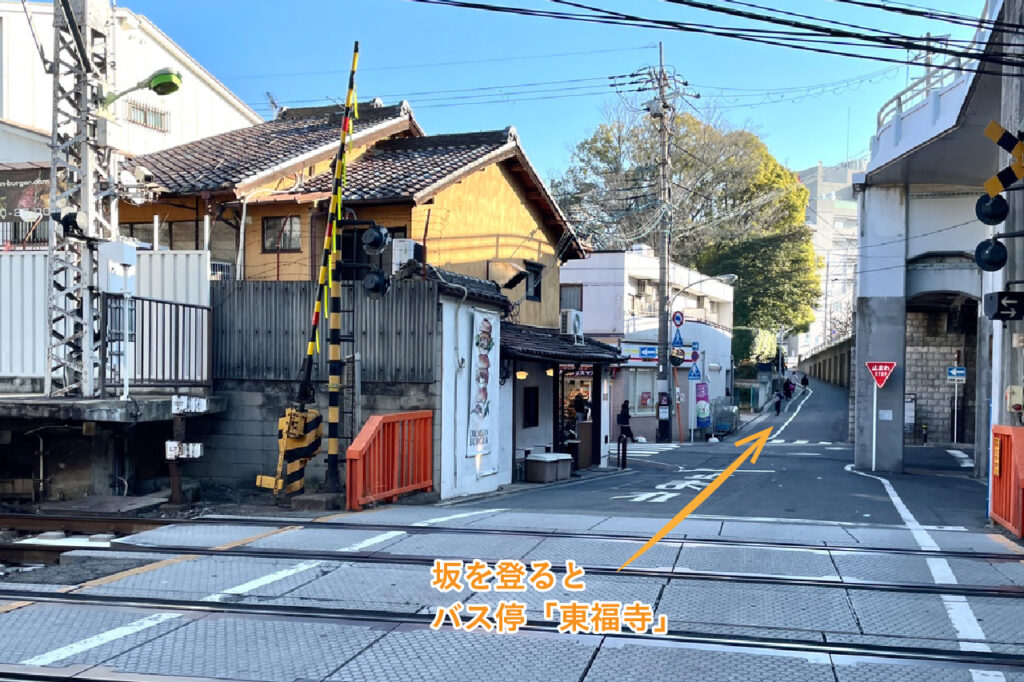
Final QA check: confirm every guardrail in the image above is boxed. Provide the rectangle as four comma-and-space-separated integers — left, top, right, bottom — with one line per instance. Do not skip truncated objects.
346, 410, 433, 511
992, 425, 1024, 538
98, 293, 212, 394
876, 0, 993, 130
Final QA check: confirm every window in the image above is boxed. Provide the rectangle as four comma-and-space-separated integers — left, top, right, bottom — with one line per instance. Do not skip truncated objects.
522, 386, 540, 428
262, 216, 302, 252
634, 369, 655, 415
525, 262, 543, 302
560, 284, 582, 311
125, 100, 169, 132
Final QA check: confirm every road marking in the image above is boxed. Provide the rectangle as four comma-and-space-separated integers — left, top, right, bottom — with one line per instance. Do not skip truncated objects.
826, 446, 846, 451
772, 388, 813, 439
75, 554, 201, 591
202, 560, 325, 602
676, 467, 774, 473
845, 464, 1003, 680
770, 439, 785, 444
337, 530, 406, 552
411, 508, 505, 526
793, 439, 809, 444
611, 492, 680, 503
687, 511, 966, 531
947, 449, 975, 468
212, 525, 303, 550
818, 441, 833, 445
20, 613, 182, 666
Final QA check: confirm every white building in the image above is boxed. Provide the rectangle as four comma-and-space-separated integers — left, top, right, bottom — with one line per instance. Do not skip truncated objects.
560, 245, 735, 442
788, 160, 864, 360
0, 1, 261, 163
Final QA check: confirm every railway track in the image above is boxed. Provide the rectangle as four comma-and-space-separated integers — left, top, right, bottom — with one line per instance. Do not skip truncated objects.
1, 586, 1023, 671
1, 527, 1023, 600
2, 512, 1022, 561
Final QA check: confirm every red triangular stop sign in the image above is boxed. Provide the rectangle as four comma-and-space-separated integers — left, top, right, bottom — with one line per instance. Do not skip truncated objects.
865, 361, 897, 389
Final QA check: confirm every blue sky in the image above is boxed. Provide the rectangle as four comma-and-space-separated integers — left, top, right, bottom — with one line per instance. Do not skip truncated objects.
122, 0, 984, 180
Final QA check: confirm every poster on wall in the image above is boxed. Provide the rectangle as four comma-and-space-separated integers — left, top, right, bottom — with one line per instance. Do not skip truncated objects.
695, 382, 711, 429
467, 309, 498, 457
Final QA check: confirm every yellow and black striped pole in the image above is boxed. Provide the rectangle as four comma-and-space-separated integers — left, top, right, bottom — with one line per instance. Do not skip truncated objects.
324, 42, 360, 493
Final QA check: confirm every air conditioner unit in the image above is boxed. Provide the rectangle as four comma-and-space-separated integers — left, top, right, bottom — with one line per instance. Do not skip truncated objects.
560, 309, 584, 345
389, 238, 425, 274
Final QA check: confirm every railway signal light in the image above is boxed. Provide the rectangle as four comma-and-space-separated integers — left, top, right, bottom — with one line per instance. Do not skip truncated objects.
976, 193, 1010, 225
975, 238, 1008, 272
362, 223, 391, 256
362, 269, 390, 296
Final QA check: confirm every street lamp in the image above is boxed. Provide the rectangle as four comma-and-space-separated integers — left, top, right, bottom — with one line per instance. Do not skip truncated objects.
659, 273, 738, 443
101, 68, 182, 109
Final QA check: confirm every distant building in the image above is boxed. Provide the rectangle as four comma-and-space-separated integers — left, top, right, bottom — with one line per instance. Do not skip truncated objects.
560, 245, 734, 442
0, 1, 261, 163
788, 159, 865, 360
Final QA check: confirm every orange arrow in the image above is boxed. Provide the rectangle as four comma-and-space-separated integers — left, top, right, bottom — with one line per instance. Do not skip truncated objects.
617, 427, 774, 571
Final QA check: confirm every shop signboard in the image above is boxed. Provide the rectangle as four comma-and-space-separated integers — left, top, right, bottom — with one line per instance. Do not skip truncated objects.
468, 309, 498, 457
695, 382, 711, 429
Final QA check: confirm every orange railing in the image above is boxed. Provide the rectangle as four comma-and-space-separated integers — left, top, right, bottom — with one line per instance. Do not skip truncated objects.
991, 426, 1024, 538
346, 410, 433, 511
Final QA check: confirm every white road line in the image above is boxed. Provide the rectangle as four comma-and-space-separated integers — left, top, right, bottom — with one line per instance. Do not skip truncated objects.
20, 613, 181, 666
818, 441, 833, 446
202, 560, 325, 602
844, 464, 1003, 681
337, 530, 407, 552
769, 439, 785, 444
772, 389, 813, 439
411, 508, 505, 526
826, 447, 846, 451
793, 439, 809, 444
947, 449, 976, 468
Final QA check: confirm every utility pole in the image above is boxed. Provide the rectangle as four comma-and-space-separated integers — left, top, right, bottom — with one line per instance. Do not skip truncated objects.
654, 42, 673, 443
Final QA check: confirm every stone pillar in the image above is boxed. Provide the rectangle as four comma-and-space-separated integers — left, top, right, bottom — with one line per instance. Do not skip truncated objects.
854, 185, 907, 473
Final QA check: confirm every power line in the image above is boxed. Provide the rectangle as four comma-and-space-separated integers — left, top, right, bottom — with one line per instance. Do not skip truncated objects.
221, 44, 657, 80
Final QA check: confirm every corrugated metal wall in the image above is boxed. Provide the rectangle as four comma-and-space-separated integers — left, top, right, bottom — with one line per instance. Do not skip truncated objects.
356, 279, 438, 384
0, 252, 47, 377
211, 279, 438, 383
136, 250, 209, 305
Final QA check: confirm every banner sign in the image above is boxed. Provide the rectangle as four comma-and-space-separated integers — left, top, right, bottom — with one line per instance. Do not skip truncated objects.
468, 309, 498, 458
695, 382, 711, 428
0, 166, 48, 220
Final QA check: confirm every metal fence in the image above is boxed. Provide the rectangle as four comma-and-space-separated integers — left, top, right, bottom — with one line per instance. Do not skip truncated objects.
211, 279, 438, 383
99, 293, 211, 393
0, 220, 48, 248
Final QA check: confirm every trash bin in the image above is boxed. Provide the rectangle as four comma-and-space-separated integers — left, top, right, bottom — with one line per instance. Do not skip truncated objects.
553, 453, 573, 480
525, 453, 560, 483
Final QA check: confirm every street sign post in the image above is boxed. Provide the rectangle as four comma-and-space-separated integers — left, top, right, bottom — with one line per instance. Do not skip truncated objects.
983, 291, 1024, 321
865, 361, 897, 471
948, 365, 967, 444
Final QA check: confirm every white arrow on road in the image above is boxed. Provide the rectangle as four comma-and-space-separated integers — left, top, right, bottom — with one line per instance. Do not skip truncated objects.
611, 491, 680, 503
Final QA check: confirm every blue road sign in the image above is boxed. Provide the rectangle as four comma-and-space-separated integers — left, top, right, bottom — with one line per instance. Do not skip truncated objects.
947, 366, 966, 378
672, 329, 684, 348
639, 346, 657, 359
693, 341, 700, 351
688, 365, 702, 381
672, 311, 684, 327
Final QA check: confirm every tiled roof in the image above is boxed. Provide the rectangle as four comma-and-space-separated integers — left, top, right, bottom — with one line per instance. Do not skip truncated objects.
501, 322, 624, 364
128, 102, 411, 194
395, 262, 510, 311
301, 129, 515, 202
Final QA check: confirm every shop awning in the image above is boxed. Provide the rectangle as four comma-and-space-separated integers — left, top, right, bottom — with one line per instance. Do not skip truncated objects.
500, 322, 624, 364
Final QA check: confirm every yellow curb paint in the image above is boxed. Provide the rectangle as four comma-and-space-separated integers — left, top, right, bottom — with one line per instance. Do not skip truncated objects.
212, 525, 302, 550
988, 533, 1024, 554
73, 555, 202, 591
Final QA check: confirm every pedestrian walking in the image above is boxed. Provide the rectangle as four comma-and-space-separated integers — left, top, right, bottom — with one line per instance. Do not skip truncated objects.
616, 400, 636, 442
773, 389, 785, 416
801, 374, 810, 392
783, 378, 794, 400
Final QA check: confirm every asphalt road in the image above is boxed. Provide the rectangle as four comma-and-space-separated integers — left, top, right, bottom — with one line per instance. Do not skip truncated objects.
459, 380, 991, 531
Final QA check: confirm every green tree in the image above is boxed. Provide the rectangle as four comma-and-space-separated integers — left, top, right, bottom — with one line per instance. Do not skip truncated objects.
555, 102, 821, 359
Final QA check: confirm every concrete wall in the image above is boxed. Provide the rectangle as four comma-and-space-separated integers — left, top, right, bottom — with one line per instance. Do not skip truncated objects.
855, 186, 907, 472
799, 338, 852, 388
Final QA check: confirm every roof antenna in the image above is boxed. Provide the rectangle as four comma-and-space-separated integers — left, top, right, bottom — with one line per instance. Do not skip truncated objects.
266, 91, 281, 118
